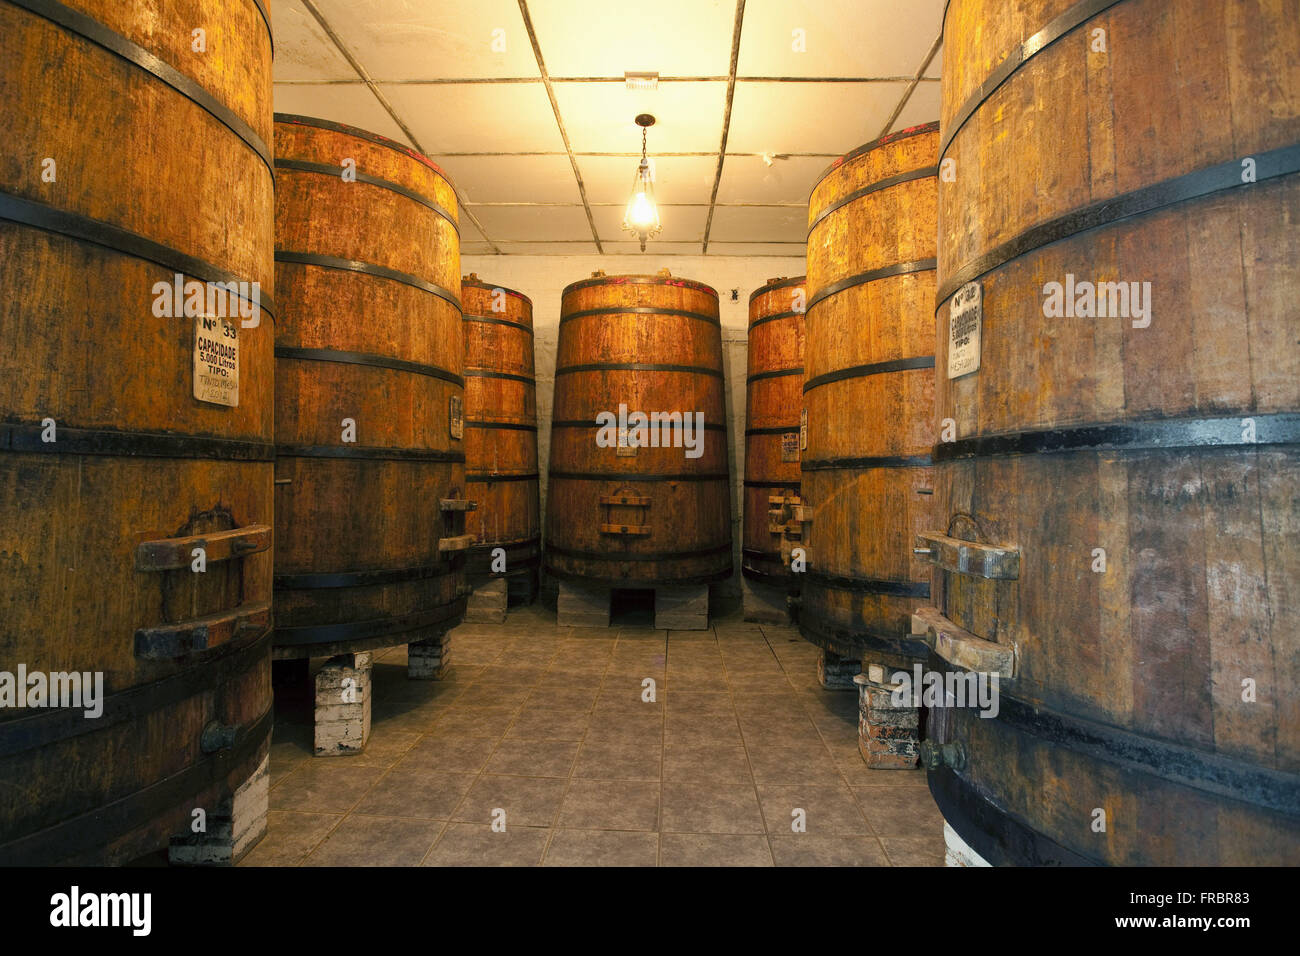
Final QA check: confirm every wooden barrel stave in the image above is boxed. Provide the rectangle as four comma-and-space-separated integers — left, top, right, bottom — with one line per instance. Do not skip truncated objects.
802, 125, 940, 662
462, 276, 541, 595
0, 0, 273, 862
929, 0, 1300, 865
272, 115, 467, 658
546, 273, 732, 587
742, 278, 806, 588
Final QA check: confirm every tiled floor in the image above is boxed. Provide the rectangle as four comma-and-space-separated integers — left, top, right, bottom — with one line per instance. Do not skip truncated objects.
242, 599, 946, 866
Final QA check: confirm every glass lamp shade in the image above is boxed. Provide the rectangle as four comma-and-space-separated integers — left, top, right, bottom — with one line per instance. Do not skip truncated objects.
621, 158, 661, 251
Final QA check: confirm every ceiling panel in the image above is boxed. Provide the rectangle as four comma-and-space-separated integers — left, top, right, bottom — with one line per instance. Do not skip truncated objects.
727, 80, 909, 154
715, 154, 829, 204
485, 241, 601, 255
468, 204, 594, 241
591, 204, 709, 244
273, 83, 414, 145
706, 242, 807, 257
890, 81, 942, 133
433, 155, 582, 203
577, 154, 719, 205
462, 241, 498, 255
738, 0, 945, 78
555, 82, 727, 153
380, 82, 566, 153
527, 0, 737, 77
272, 0, 357, 82
707, 205, 806, 243
309, 0, 539, 80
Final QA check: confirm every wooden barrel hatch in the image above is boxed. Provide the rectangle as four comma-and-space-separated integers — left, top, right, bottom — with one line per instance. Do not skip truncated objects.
925, 0, 1300, 865
0, 0, 274, 862
272, 115, 471, 660
545, 270, 732, 587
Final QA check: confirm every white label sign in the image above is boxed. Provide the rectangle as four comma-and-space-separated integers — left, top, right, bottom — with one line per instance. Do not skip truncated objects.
799, 408, 808, 451
193, 316, 239, 407
948, 281, 982, 379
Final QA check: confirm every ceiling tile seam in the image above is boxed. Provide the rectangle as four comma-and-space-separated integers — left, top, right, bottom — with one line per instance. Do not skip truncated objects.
515, 0, 604, 254
274, 76, 938, 86
876, 31, 944, 139
701, 0, 747, 256
297, 0, 502, 254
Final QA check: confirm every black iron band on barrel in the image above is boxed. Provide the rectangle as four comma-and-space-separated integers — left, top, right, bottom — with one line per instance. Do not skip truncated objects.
555, 363, 724, 379
274, 159, 458, 233
561, 306, 720, 327
0, 192, 276, 320
274, 563, 458, 590
545, 541, 733, 562
803, 355, 936, 391
807, 259, 937, 312
746, 367, 803, 383
812, 121, 941, 192
745, 426, 800, 436
563, 275, 719, 297
936, 141, 1300, 307
468, 536, 542, 557
463, 368, 535, 385
808, 166, 940, 235
805, 568, 930, 597
803, 454, 933, 470
799, 615, 931, 660
749, 277, 805, 302
275, 113, 455, 180
274, 599, 468, 646
274, 346, 464, 387
467, 472, 540, 483
743, 478, 801, 488
14, 0, 275, 175
934, 413, 1300, 462
549, 471, 728, 482
0, 626, 271, 759
2, 423, 274, 461
551, 419, 726, 432
276, 444, 466, 463
465, 420, 538, 431
748, 309, 806, 329
464, 314, 534, 335
939, 0, 1126, 158
274, 250, 462, 311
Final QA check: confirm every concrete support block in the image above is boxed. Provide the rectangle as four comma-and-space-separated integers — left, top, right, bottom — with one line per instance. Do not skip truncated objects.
408, 631, 451, 680
314, 652, 371, 756
557, 580, 611, 628
817, 648, 860, 690
168, 755, 269, 865
465, 578, 508, 624
854, 671, 920, 770
654, 584, 709, 631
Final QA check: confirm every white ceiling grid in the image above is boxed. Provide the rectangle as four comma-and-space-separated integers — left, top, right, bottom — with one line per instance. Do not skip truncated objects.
272, 0, 945, 255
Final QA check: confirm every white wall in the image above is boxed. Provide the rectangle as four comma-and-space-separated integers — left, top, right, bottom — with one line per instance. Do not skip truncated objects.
462, 254, 805, 597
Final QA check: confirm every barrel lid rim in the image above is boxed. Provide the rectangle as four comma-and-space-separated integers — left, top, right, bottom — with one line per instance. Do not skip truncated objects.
809, 120, 941, 198
461, 276, 534, 308
748, 275, 807, 303
274, 113, 457, 189
561, 273, 720, 298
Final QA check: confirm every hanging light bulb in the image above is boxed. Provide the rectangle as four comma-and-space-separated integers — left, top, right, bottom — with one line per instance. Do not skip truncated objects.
622, 114, 661, 251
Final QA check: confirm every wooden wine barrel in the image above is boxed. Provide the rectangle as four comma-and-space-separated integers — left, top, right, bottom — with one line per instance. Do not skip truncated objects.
925, 0, 1300, 865
742, 277, 806, 592
802, 124, 939, 669
546, 270, 732, 586
0, 0, 274, 863
273, 115, 470, 660
462, 274, 541, 603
